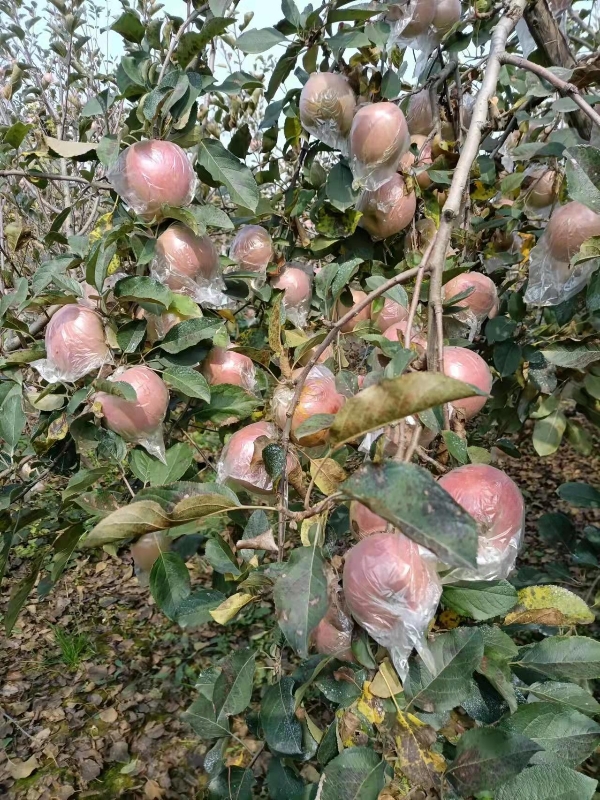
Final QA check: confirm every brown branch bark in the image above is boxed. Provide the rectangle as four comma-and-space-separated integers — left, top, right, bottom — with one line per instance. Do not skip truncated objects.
499, 52, 600, 129
523, 0, 592, 139
0, 170, 110, 191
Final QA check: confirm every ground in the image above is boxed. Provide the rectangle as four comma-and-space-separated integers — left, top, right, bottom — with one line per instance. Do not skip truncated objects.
1, 430, 599, 799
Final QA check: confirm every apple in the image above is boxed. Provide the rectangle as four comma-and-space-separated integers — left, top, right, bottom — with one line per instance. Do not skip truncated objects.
217, 421, 290, 495
546, 201, 600, 263
350, 103, 410, 189
335, 288, 371, 332
357, 173, 417, 240
95, 366, 169, 440
201, 347, 256, 392
130, 532, 170, 573
229, 225, 273, 274
299, 72, 357, 148
40, 304, 110, 382
443, 346, 492, 419
443, 271, 499, 321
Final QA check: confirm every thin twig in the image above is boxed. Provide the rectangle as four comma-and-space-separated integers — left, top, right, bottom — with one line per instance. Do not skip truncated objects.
0, 170, 110, 191
4, 305, 60, 352
0, 708, 36, 741
499, 52, 600, 129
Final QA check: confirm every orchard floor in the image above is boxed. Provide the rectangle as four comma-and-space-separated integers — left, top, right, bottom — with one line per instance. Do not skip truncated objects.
1, 429, 599, 800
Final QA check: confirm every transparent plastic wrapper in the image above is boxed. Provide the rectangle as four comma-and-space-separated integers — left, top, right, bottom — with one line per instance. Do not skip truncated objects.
343, 532, 442, 678
399, 134, 433, 190
382, 319, 428, 355
359, 417, 435, 458
334, 287, 370, 332
151, 224, 228, 308
438, 464, 525, 582
312, 570, 354, 661
107, 140, 196, 220
357, 173, 417, 240
217, 421, 295, 496
406, 89, 434, 136
94, 366, 169, 462
431, 0, 462, 36
145, 311, 189, 343
299, 72, 357, 154
272, 365, 345, 447
350, 501, 390, 538
384, 0, 435, 46
372, 297, 408, 332
522, 168, 559, 219
33, 304, 112, 384
228, 225, 274, 285
130, 532, 171, 586
349, 103, 410, 191
443, 271, 499, 338
525, 201, 600, 306
271, 263, 314, 328
201, 346, 257, 393
443, 346, 492, 419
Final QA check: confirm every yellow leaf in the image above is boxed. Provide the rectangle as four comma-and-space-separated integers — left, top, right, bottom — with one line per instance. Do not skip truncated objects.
395, 711, 446, 791
471, 181, 496, 201
285, 329, 309, 347
300, 513, 326, 547
356, 682, 385, 725
310, 458, 347, 496
209, 592, 254, 625
437, 609, 462, 629
370, 659, 402, 699
504, 584, 595, 626
305, 712, 323, 743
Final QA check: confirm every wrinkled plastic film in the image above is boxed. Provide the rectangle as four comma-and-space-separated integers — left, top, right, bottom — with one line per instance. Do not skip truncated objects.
228, 225, 274, 287
343, 532, 441, 679
312, 568, 354, 661
32, 305, 113, 384
299, 73, 357, 155
524, 235, 600, 307
438, 465, 525, 583
217, 421, 286, 495
202, 347, 257, 394
107, 141, 197, 220
349, 104, 410, 192
357, 174, 417, 240
272, 365, 345, 444
271, 263, 314, 329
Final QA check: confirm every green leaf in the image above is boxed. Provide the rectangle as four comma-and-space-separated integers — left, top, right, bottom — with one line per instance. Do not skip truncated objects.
62, 468, 107, 502
326, 162, 360, 212
175, 18, 235, 68
527, 681, 600, 717
504, 585, 594, 626
496, 764, 597, 800
3, 121, 33, 149
111, 10, 145, 43
321, 747, 387, 800
116, 319, 147, 353
94, 379, 137, 402
169, 485, 241, 522
266, 43, 302, 101
205, 535, 241, 577
0, 384, 25, 457
213, 648, 256, 718
533, 410, 566, 456
442, 430, 469, 464
197, 138, 259, 211
208, 767, 255, 800
183, 692, 231, 739
404, 628, 484, 712
5, 553, 43, 635
236, 27, 287, 53
176, 589, 225, 628
330, 372, 484, 448
212, 71, 264, 95
557, 482, 600, 508
160, 318, 223, 354
518, 636, 600, 681
341, 462, 478, 570
192, 384, 258, 426
114, 276, 172, 311
442, 581, 518, 621
494, 340, 522, 377
565, 145, 600, 214
83, 501, 171, 548
266, 758, 305, 799
537, 512, 576, 548
273, 545, 328, 658
447, 728, 542, 795
261, 677, 303, 756
294, 414, 335, 442
150, 551, 190, 620
499, 702, 600, 767
130, 443, 194, 487
163, 366, 211, 400
541, 344, 600, 369
191, 205, 234, 230
50, 523, 84, 584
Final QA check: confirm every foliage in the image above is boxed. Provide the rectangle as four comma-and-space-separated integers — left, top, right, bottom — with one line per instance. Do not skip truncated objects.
0, 0, 599, 796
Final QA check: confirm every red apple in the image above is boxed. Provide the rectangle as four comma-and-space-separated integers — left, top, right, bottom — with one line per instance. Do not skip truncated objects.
154, 224, 220, 291
383, 319, 428, 353
350, 501, 389, 538
406, 89, 434, 136
218, 421, 290, 495
546, 201, 600, 263
271, 264, 313, 326
335, 288, 371, 332
443, 346, 492, 419
525, 168, 558, 209
399, 134, 433, 189
229, 225, 273, 274
108, 140, 196, 219
40, 304, 110, 382
95, 366, 169, 440
201, 347, 256, 392
443, 271, 499, 321
372, 298, 408, 332
432, 0, 461, 34
350, 103, 410, 189
299, 72, 357, 146
387, 0, 436, 37
130, 532, 170, 573
357, 173, 417, 240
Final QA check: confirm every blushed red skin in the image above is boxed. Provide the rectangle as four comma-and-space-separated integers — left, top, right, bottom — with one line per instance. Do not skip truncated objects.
113, 140, 195, 219
130, 532, 171, 573
350, 501, 389, 538
443, 346, 492, 419
432, 0, 462, 33
438, 464, 524, 553
350, 103, 410, 175
343, 532, 433, 632
219, 421, 289, 495
383, 319, 427, 353
271, 266, 312, 310
313, 616, 354, 661
201, 347, 256, 390
273, 367, 346, 447
399, 134, 433, 189
546, 201, 600, 263
335, 288, 371, 333
299, 72, 357, 139
443, 272, 499, 320
44, 304, 109, 378
358, 173, 417, 240
229, 225, 273, 273
372, 298, 408, 332
96, 366, 169, 440
155, 224, 219, 289
526, 169, 557, 208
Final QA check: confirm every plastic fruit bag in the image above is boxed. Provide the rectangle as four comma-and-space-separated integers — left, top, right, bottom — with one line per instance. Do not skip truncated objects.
228, 225, 274, 285
271, 262, 314, 329
349, 103, 410, 191
217, 421, 295, 496
299, 72, 357, 155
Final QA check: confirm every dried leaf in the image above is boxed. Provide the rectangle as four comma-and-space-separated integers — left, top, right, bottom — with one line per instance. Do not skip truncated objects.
310, 458, 347, 496
394, 711, 446, 791
8, 755, 39, 780
504, 585, 595, 626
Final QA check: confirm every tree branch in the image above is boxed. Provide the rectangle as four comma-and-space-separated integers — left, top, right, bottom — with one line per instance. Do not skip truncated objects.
4, 305, 60, 352
499, 52, 600, 129
158, 4, 209, 85
0, 170, 110, 191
